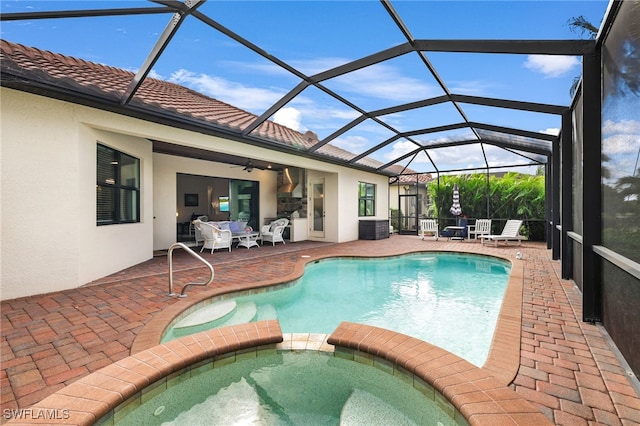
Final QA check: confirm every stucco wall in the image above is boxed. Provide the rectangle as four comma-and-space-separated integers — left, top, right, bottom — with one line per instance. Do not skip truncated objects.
1, 87, 391, 300
1, 90, 154, 300
339, 168, 390, 242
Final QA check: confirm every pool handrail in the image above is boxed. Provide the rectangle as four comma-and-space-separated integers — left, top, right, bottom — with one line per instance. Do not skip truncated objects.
167, 242, 215, 297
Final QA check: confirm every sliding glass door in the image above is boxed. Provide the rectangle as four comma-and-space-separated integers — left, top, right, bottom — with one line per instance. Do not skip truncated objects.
229, 180, 259, 230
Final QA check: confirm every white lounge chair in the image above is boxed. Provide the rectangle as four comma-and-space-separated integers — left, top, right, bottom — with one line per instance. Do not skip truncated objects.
467, 219, 492, 240
479, 220, 525, 246
419, 219, 439, 240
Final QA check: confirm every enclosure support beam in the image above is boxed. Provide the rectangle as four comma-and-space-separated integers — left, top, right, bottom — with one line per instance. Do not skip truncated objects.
561, 110, 574, 279
486, 168, 490, 218
551, 132, 561, 260
545, 162, 552, 250
582, 49, 602, 323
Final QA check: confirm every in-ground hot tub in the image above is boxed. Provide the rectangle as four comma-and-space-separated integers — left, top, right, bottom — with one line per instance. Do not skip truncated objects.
13, 321, 551, 426
115, 349, 458, 425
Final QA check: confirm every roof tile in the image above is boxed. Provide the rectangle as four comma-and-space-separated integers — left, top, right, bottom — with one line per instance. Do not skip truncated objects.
0, 40, 413, 175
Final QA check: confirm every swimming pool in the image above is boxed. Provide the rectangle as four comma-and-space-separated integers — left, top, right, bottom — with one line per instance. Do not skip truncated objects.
163, 253, 510, 366
115, 350, 458, 425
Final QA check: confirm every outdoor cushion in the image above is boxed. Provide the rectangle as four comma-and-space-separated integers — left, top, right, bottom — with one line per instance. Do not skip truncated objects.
215, 221, 231, 231
229, 221, 240, 233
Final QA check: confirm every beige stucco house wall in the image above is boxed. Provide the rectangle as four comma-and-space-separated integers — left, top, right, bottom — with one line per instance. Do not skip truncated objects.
1, 88, 390, 300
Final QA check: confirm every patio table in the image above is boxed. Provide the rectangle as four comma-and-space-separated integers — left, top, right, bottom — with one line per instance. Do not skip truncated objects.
444, 226, 465, 241
234, 232, 260, 249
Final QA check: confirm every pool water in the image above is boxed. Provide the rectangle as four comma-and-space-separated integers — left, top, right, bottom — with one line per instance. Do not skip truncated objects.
116, 351, 458, 426
164, 253, 510, 366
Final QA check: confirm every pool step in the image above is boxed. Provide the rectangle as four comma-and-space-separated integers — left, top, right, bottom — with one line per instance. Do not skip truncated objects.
218, 302, 258, 327
173, 300, 237, 329
339, 390, 415, 426
256, 304, 277, 321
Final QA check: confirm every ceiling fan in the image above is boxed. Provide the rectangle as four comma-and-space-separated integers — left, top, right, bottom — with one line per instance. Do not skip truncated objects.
230, 160, 254, 172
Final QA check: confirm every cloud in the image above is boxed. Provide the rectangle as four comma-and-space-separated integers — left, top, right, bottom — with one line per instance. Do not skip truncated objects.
603, 133, 639, 155
603, 118, 640, 136
168, 69, 285, 112
387, 136, 546, 173
428, 145, 480, 166
273, 107, 302, 131
540, 128, 560, 136
156, 56, 440, 137
147, 69, 163, 79
218, 60, 293, 78
332, 135, 370, 152
289, 57, 353, 76
284, 97, 361, 133
523, 55, 580, 78
328, 63, 440, 102
386, 140, 420, 162
448, 80, 496, 96
602, 119, 640, 155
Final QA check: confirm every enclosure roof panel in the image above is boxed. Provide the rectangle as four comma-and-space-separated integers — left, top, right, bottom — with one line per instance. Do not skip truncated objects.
0, 0, 606, 176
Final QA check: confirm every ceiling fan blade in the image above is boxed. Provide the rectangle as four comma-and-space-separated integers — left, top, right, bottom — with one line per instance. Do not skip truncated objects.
230, 160, 253, 171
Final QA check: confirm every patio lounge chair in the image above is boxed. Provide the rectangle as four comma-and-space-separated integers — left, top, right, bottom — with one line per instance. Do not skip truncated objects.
420, 219, 439, 240
479, 220, 525, 246
467, 219, 492, 240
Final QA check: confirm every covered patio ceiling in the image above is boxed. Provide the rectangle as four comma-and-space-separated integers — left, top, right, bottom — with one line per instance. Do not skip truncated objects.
0, 0, 602, 176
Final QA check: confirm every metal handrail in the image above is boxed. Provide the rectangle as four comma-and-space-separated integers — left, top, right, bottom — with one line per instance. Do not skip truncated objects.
167, 243, 215, 298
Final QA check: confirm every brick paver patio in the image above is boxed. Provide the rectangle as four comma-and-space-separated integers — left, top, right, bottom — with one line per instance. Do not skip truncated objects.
1, 236, 639, 424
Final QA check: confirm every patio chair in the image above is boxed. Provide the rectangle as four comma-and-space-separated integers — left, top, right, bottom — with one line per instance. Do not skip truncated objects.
479, 220, 525, 246
467, 219, 492, 240
420, 219, 439, 240
191, 215, 208, 240
197, 222, 232, 253
256, 224, 271, 245
192, 217, 209, 245
260, 218, 289, 246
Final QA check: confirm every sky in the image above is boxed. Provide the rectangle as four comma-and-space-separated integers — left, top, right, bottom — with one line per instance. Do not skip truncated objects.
1, 0, 621, 175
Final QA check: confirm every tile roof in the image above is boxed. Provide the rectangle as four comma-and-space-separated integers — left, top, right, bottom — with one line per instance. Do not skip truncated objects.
394, 173, 433, 185
0, 40, 307, 145
1, 40, 414, 177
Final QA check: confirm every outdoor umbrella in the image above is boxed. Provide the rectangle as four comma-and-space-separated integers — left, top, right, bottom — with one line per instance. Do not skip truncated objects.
450, 183, 462, 217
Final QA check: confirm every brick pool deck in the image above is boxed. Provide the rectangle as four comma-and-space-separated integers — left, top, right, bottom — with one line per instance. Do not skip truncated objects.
1, 236, 639, 424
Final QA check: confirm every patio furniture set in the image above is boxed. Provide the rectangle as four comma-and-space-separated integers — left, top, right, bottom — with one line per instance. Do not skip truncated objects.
192, 218, 289, 253
420, 218, 525, 246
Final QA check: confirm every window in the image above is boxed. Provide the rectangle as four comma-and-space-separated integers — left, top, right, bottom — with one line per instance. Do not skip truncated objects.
358, 182, 376, 216
96, 143, 140, 225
